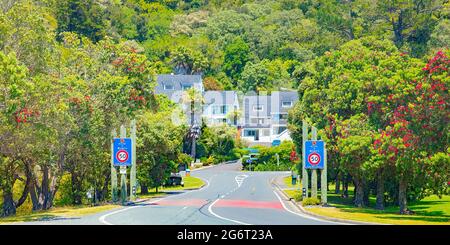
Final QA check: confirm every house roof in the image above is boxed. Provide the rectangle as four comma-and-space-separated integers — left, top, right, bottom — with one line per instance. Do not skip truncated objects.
156, 74, 203, 86
155, 74, 203, 103
204, 91, 239, 106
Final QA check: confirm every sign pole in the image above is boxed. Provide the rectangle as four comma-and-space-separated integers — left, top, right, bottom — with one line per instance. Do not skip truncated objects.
311, 126, 318, 198
111, 129, 118, 203
321, 141, 328, 205
302, 121, 308, 199
120, 125, 128, 205
130, 120, 137, 201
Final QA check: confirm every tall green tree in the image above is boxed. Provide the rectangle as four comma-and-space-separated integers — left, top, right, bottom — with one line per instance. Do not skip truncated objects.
222, 37, 250, 85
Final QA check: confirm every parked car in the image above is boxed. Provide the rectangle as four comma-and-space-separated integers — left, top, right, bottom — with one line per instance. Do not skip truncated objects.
166, 173, 184, 187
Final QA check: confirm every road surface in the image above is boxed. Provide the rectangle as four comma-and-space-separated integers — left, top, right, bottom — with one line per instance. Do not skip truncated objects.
13, 161, 342, 225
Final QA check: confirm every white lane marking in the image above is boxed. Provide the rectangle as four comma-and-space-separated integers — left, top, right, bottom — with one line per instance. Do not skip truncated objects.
272, 190, 349, 225
99, 175, 211, 225
99, 199, 160, 225
235, 174, 248, 187
207, 198, 251, 225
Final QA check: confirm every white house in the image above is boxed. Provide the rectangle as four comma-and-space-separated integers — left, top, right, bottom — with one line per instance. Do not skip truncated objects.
241, 91, 298, 146
154, 74, 299, 146
202, 91, 240, 126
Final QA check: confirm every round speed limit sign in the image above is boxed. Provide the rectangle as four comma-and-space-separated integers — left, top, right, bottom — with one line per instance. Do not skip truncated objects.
308, 152, 321, 166
116, 150, 129, 163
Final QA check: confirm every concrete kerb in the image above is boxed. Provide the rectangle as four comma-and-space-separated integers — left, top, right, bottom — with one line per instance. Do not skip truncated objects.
271, 175, 384, 225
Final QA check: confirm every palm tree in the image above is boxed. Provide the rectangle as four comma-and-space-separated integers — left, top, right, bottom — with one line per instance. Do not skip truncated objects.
181, 87, 204, 161
181, 87, 204, 126
226, 108, 242, 126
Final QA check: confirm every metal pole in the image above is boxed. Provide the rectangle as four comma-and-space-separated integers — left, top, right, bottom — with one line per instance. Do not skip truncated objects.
120, 125, 128, 205
130, 119, 137, 201
311, 126, 318, 198
302, 121, 308, 199
111, 129, 118, 203
321, 141, 328, 205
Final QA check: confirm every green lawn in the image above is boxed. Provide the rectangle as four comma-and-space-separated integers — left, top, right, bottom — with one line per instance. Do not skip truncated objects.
0, 204, 120, 224
307, 194, 450, 225
281, 180, 450, 225
137, 175, 206, 196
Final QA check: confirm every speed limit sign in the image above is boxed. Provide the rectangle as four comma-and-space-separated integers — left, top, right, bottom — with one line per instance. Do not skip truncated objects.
304, 140, 324, 169
308, 153, 321, 165
116, 150, 129, 163
113, 138, 132, 166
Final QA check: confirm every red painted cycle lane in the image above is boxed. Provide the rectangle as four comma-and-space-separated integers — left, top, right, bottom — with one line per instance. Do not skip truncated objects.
154, 198, 283, 210
214, 199, 283, 210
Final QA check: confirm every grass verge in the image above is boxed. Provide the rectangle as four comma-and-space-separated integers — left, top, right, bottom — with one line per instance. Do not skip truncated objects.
1, 176, 205, 224
278, 178, 450, 225
0, 204, 120, 224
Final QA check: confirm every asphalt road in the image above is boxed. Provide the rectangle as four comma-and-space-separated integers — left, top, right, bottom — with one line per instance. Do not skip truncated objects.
14, 161, 342, 225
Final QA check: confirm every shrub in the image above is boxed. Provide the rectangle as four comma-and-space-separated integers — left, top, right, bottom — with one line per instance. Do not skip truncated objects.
293, 192, 303, 202
205, 155, 216, 166
302, 197, 321, 206
178, 153, 193, 167
200, 157, 207, 164
54, 173, 74, 206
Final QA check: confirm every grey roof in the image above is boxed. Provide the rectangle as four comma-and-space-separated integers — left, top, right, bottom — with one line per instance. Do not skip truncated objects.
204, 91, 239, 106
156, 74, 202, 86
155, 74, 203, 103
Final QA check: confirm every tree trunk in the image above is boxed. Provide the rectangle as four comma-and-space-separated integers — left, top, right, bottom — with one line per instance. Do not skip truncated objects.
41, 165, 51, 210
99, 174, 110, 202
25, 162, 42, 211
353, 178, 365, 207
191, 136, 196, 160
392, 10, 404, 47
342, 175, 349, 198
71, 173, 82, 205
191, 101, 195, 126
376, 171, 385, 210
29, 181, 42, 211
140, 185, 148, 195
1, 189, 16, 217
363, 184, 370, 207
398, 177, 413, 214
15, 175, 30, 208
335, 173, 340, 194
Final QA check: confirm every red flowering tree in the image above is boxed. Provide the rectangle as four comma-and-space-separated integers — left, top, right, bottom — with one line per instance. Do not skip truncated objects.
373, 50, 449, 214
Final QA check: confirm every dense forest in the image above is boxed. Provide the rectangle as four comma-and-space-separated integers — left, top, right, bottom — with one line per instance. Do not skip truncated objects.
0, 0, 449, 217
5, 0, 449, 90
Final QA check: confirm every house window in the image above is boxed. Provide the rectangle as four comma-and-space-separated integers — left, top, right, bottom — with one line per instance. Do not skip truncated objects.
282, 101, 293, 107
274, 126, 287, 134
262, 129, 270, 136
212, 105, 228, 115
273, 113, 288, 120
182, 84, 192, 90
164, 84, 174, 90
244, 130, 256, 137
253, 105, 264, 111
